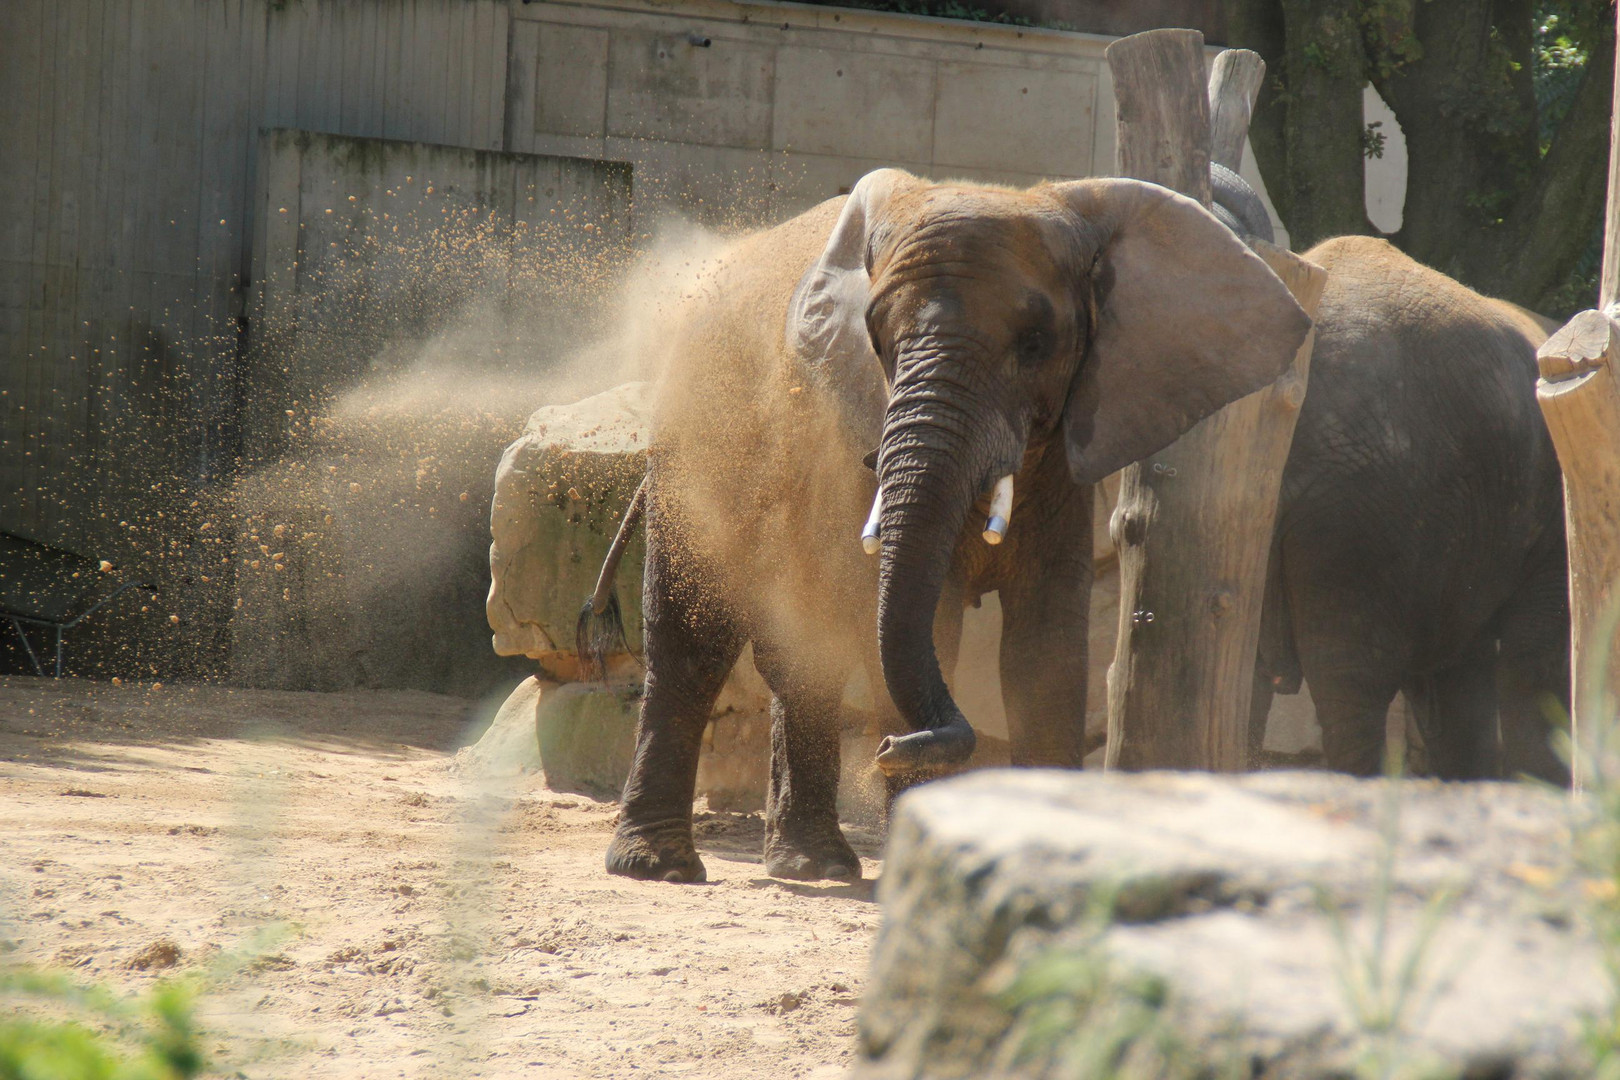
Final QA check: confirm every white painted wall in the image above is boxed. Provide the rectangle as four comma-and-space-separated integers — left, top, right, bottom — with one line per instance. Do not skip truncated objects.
1364, 85, 1408, 234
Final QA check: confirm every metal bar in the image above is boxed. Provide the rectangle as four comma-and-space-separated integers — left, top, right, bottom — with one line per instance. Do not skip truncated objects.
60, 582, 155, 630
0, 583, 154, 679
8, 616, 45, 677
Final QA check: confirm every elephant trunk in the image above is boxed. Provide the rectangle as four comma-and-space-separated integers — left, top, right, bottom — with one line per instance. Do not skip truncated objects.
874, 374, 1011, 777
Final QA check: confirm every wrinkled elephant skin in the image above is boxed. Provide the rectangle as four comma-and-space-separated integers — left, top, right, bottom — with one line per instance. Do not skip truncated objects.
1254, 237, 1569, 783
607, 170, 1311, 883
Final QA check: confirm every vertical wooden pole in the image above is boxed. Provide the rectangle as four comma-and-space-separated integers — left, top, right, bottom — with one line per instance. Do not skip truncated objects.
1536, 5, 1620, 783
1104, 31, 1327, 771
1107, 30, 1211, 206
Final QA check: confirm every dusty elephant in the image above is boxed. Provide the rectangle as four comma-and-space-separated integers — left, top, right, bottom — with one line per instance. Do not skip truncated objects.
590, 168, 1310, 883
1253, 236, 1569, 783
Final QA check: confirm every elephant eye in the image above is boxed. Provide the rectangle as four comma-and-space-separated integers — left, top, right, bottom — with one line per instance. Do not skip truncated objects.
1015, 327, 1048, 370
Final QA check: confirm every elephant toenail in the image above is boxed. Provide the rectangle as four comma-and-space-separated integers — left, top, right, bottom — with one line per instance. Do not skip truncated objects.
663, 869, 686, 883
826, 864, 854, 881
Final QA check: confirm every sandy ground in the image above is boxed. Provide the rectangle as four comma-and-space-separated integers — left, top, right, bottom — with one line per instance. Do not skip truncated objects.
0, 676, 881, 1079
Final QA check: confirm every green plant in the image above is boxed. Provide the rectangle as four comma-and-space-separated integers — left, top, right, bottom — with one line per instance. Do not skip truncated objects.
1565, 600, 1620, 1077
995, 885, 1247, 1080
0, 967, 205, 1080
1316, 769, 1460, 1080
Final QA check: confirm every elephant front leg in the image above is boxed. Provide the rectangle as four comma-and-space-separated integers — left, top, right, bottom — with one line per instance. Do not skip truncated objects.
753, 643, 860, 881
997, 478, 1094, 768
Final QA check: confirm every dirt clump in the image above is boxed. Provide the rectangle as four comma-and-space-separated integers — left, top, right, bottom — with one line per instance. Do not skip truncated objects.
123, 939, 182, 971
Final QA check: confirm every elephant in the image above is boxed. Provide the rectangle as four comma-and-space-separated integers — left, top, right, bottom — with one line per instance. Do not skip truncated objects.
1251, 235, 1570, 783
581, 167, 1309, 884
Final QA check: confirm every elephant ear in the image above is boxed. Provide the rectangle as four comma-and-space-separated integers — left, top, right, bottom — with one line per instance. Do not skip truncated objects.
1055, 177, 1311, 486
785, 168, 916, 372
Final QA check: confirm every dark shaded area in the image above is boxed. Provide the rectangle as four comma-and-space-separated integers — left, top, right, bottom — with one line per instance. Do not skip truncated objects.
795, 0, 1226, 38
1226, 0, 1613, 315
0, 675, 513, 775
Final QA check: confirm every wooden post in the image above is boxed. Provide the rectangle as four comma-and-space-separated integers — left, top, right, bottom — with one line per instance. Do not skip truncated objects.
1103, 30, 1328, 771
1108, 29, 1211, 206
1536, 5, 1620, 782
1207, 48, 1267, 171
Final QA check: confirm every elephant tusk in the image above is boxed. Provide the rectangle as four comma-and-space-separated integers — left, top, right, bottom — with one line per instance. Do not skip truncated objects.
861, 488, 883, 555
982, 474, 1014, 545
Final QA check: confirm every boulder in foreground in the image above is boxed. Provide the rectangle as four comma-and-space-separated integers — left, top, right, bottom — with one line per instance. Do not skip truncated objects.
859, 770, 1607, 1079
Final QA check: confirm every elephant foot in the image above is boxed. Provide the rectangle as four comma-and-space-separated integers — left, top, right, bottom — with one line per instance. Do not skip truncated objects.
764, 816, 861, 882
605, 818, 707, 883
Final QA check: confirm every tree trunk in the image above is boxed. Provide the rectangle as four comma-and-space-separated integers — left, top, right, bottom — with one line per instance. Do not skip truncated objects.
1103, 30, 1329, 771
1534, 4, 1620, 786
1227, 0, 1612, 312
1537, 313, 1620, 788
1277, 0, 1369, 249
1224, 0, 1290, 222
1209, 48, 1267, 170
1377, 0, 1539, 279
1107, 28, 1211, 206
1479, 20, 1617, 309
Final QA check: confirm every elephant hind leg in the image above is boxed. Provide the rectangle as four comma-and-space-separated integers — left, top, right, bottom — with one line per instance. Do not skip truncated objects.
752, 641, 860, 882
1498, 646, 1570, 785
1497, 561, 1572, 786
1309, 669, 1401, 777
607, 520, 746, 884
1406, 642, 1500, 781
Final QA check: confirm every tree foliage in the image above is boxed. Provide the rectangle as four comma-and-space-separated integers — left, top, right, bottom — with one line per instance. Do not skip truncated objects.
1226, 0, 1615, 313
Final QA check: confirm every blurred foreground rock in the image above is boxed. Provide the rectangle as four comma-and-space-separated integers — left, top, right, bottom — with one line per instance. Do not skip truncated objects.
859, 771, 1606, 1079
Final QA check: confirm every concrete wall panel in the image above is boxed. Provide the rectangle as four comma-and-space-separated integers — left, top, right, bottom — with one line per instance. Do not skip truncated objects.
772, 45, 936, 161
769, 151, 933, 218
532, 22, 610, 139
933, 62, 1096, 177
607, 29, 775, 148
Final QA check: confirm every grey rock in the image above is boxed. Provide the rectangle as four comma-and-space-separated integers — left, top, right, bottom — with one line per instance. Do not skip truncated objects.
857, 770, 1607, 1079
452, 675, 552, 779
487, 382, 653, 676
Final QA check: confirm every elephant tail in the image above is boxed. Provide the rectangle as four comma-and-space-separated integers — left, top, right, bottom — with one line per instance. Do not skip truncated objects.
575, 474, 649, 682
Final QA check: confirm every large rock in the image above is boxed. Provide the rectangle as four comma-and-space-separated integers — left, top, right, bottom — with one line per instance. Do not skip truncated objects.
535, 681, 644, 798
487, 382, 652, 678
858, 770, 1607, 1079
452, 675, 552, 779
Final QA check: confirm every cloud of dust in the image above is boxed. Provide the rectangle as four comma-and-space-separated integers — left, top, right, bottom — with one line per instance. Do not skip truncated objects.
229, 200, 735, 698
326, 215, 734, 424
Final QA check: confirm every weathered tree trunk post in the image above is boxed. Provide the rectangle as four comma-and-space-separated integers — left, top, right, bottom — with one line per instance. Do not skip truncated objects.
1535, 4, 1620, 786
1104, 30, 1328, 771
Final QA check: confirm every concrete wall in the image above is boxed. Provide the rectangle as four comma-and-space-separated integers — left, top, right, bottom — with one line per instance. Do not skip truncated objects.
509, 0, 1115, 229
1364, 85, 1408, 234
224, 130, 631, 696
507, 0, 1284, 237
2, 0, 1290, 684
1, 0, 516, 558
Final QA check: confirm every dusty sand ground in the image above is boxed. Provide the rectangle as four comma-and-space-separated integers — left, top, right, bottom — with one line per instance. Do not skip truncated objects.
0, 676, 881, 1079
